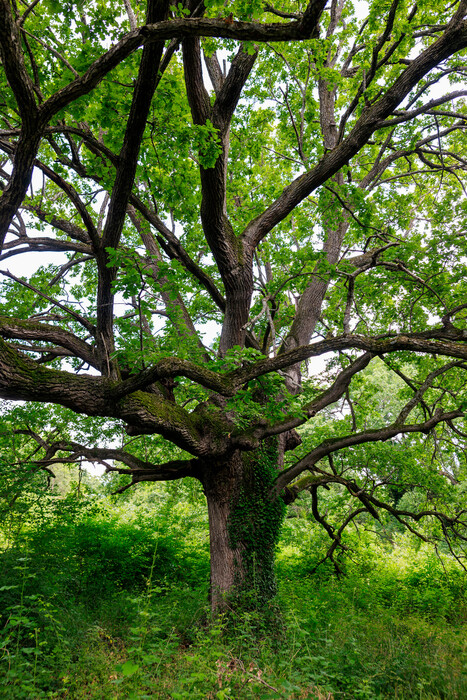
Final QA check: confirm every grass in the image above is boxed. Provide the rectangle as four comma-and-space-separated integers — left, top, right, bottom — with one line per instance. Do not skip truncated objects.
1, 505, 466, 699
11, 582, 461, 699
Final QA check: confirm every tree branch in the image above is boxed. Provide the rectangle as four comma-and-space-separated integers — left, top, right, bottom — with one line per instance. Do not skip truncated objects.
229, 330, 467, 386
0, 315, 97, 368
97, 0, 170, 375
275, 409, 465, 493
0, 338, 210, 456
0, 270, 96, 335
242, 14, 467, 249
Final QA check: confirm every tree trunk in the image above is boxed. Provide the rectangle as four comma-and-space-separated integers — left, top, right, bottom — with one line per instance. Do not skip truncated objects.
202, 442, 285, 612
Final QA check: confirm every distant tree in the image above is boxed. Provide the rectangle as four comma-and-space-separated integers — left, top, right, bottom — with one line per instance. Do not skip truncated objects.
1, 0, 467, 610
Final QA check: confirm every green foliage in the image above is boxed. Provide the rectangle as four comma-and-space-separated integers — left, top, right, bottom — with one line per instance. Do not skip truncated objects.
1, 494, 466, 699
1, 499, 209, 601
193, 120, 222, 169
207, 347, 302, 427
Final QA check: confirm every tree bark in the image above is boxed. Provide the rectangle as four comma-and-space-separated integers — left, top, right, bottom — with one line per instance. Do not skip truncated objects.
202, 443, 285, 612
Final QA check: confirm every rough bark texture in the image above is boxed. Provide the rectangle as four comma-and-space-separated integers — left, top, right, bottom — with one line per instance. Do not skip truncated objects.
202, 444, 285, 610
203, 456, 244, 609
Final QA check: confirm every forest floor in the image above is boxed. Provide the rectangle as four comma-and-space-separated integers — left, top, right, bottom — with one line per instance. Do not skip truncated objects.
1, 491, 466, 699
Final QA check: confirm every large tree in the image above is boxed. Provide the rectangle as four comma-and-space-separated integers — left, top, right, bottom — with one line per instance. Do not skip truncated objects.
1, 0, 467, 609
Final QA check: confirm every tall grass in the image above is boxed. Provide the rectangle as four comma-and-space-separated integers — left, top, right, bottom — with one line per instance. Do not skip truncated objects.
1, 493, 466, 699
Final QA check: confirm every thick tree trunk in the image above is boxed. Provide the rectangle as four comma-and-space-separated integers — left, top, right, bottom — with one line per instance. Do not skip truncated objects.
202, 443, 285, 612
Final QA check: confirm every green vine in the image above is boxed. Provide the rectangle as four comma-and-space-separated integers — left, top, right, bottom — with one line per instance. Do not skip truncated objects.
227, 439, 285, 607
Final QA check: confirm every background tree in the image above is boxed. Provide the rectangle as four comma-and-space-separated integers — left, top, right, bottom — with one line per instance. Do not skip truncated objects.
1, 0, 467, 610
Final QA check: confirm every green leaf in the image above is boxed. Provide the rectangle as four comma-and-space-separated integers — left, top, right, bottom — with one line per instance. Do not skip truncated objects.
116, 660, 140, 677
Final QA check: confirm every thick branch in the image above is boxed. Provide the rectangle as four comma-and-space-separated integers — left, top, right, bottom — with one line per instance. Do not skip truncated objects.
212, 45, 257, 133
229, 330, 467, 386
183, 37, 255, 352
97, 0, 170, 374
39, 17, 324, 124
0, 0, 37, 125
0, 338, 211, 456
111, 357, 233, 400
0, 316, 97, 367
36, 439, 202, 482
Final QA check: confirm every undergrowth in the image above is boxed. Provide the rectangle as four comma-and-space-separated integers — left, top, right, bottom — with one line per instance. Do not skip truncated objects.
1, 494, 466, 699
